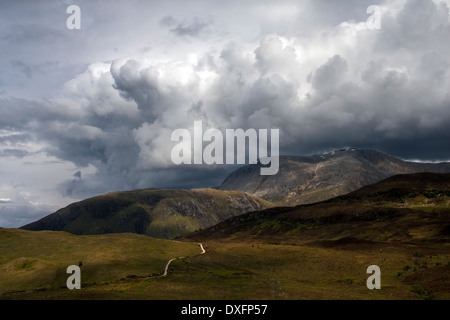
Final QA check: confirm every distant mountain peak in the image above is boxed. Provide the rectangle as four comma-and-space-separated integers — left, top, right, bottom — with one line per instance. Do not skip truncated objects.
219, 149, 450, 205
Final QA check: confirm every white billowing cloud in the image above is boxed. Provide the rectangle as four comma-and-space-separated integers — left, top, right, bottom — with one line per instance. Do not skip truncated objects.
254, 33, 299, 75
10, 0, 450, 169
1, 0, 450, 227
133, 122, 175, 169
52, 0, 449, 172
62, 62, 139, 118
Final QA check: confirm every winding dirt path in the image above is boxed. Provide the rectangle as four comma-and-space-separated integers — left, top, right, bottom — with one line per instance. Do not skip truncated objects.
161, 243, 205, 277
198, 243, 206, 254
162, 258, 177, 276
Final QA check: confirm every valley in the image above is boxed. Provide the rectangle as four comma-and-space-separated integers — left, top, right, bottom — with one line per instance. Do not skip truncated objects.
3, 235, 449, 300
3, 151, 450, 300
2, 172, 450, 300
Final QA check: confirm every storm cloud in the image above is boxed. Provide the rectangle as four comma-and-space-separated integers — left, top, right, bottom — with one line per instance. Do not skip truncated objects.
0, 0, 449, 227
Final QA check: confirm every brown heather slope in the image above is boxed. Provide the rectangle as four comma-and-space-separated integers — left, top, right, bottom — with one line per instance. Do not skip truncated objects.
219, 149, 450, 205
21, 188, 272, 239
187, 172, 450, 244
176, 172, 450, 300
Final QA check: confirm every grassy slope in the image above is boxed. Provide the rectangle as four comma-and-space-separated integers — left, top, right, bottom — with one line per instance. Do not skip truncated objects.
0, 228, 200, 299
174, 173, 450, 300
151, 241, 450, 300
9, 240, 449, 300
145, 189, 273, 238
4, 173, 450, 300
21, 188, 273, 239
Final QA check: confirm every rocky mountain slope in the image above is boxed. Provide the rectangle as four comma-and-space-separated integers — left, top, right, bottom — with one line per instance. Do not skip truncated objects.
21, 188, 272, 239
219, 149, 450, 205
188, 172, 450, 243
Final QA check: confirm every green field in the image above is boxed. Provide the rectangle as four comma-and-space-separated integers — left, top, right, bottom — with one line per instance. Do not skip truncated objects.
0, 227, 200, 299
1, 228, 449, 300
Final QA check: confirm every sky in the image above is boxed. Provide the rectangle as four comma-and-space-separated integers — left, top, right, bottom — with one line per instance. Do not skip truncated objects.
0, 0, 450, 227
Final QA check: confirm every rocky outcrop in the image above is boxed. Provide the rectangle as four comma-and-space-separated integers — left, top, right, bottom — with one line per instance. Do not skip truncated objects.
219, 149, 450, 205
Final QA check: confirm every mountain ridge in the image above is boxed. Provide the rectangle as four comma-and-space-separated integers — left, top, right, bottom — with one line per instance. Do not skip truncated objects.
21, 188, 272, 239
186, 172, 450, 243
219, 148, 450, 205
21, 149, 450, 240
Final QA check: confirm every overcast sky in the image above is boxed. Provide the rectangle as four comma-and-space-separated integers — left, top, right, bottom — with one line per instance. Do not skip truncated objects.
1, 0, 450, 227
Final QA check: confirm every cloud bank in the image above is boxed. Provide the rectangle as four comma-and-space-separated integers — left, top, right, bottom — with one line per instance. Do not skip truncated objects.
0, 0, 449, 226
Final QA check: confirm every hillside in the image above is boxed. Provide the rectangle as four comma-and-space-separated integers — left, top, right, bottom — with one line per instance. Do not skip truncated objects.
0, 227, 200, 298
189, 172, 450, 243
5, 173, 450, 300
21, 188, 272, 239
219, 149, 450, 205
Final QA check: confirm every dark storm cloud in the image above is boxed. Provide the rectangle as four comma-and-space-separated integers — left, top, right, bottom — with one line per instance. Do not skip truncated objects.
9, 0, 450, 184
375, 0, 450, 52
170, 18, 210, 37
59, 163, 233, 200
0, 97, 82, 130
310, 55, 349, 93
10, 60, 59, 80
0, 202, 53, 228
160, 15, 177, 27
110, 59, 162, 119
1, 0, 450, 227
0, 149, 29, 158
0, 133, 31, 144
11, 60, 34, 79
308, 0, 384, 26
2, 23, 65, 46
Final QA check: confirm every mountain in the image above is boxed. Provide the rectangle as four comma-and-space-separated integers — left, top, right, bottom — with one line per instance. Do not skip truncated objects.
187, 172, 450, 244
8, 173, 450, 300
20, 149, 450, 240
21, 188, 272, 239
219, 148, 450, 205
